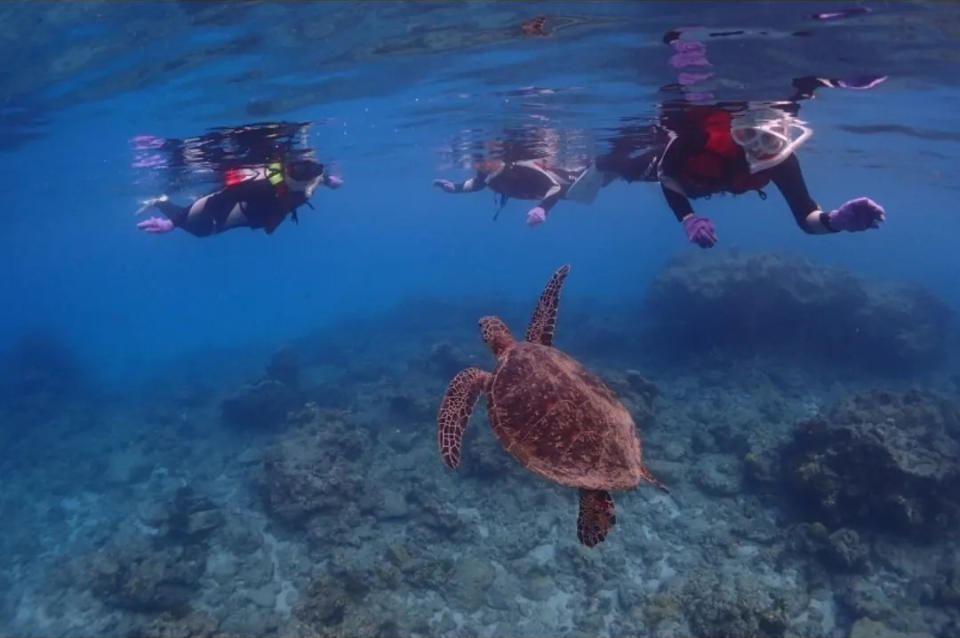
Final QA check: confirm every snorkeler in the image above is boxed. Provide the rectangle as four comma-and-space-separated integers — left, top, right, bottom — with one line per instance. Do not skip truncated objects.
433, 158, 597, 227
594, 25, 887, 248
136, 158, 343, 237
597, 100, 885, 248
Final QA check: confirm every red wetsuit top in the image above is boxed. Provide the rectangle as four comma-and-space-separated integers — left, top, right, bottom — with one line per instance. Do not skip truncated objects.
658, 105, 819, 228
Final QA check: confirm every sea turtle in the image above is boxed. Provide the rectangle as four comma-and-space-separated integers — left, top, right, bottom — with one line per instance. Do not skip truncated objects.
437, 264, 666, 547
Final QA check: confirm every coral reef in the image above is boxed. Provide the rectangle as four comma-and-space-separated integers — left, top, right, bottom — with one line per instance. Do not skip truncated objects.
256, 405, 368, 529
4, 274, 960, 638
782, 389, 960, 536
264, 347, 301, 388
67, 486, 227, 621
219, 347, 310, 429
221, 378, 301, 429
88, 541, 206, 614
0, 331, 84, 400
645, 252, 954, 373
679, 570, 791, 638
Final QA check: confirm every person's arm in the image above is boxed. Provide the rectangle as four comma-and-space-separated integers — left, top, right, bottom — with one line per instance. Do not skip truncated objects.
658, 139, 717, 247
539, 183, 563, 212
661, 181, 695, 221
766, 153, 832, 234
526, 182, 564, 226
768, 153, 886, 234
434, 173, 488, 193
656, 133, 697, 221
321, 174, 343, 189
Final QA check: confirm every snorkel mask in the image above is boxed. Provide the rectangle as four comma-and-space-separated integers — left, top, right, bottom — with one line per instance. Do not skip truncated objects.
731, 107, 812, 173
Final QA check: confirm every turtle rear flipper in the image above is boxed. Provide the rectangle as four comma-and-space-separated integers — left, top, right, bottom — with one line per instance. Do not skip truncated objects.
526, 264, 570, 346
437, 367, 491, 469
577, 489, 615, 547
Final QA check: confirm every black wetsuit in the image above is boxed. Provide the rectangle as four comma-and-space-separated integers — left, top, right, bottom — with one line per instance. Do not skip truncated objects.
450, 160, 575, 214
156, 178, 308, 237
594, 72, 875, 233
596, 113, 820, 232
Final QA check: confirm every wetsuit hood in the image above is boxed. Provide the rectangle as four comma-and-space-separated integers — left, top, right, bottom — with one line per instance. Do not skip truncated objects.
284, 160, 325, 196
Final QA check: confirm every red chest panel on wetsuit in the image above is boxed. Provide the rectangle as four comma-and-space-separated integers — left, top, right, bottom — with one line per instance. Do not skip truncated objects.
680, 109, 770, 196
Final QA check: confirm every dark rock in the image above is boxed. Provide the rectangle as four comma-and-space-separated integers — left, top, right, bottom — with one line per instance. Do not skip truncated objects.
89, 543, 204, 614
1, 331, 84, 402
744, 447, 780, 486
709, 423, 750, 455
788, 523, 869, 573
679, 570, 789, 638
782, 390, 960, 536
295, 576, 349, 627
836, 578, 900, 624
935, 554, 960, 607
257, 408, 368, 528
220, 379, 301, 429
184, 509, 225, 538
159, 487, 224, 544
265, 347, 300, 388
645, 252, 953, 373
136, 610, 220, 638
826, 528, 869, 571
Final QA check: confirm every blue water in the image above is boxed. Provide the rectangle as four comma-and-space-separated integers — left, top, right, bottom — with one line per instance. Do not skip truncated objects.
2, 2, 960, 637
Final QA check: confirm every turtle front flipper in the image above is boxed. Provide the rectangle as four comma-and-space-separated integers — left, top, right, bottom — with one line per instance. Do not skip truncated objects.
437, 367, 491, 469
577, 489, 615, 547
525, 264, 571, 346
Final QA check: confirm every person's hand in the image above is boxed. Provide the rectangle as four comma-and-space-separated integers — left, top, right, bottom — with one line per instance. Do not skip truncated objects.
526, 206, 547, 226
682, 214, 717, 248
433, 179, 457, 193
137, 217, 174, 234
827, 197, 885, 231
325, 175, 343, 189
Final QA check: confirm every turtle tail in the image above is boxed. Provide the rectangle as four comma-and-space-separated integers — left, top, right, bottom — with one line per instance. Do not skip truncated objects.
577, 489, 615, 547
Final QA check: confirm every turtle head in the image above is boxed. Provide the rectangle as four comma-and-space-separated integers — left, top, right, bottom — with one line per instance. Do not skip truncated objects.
479, 316, 515, 357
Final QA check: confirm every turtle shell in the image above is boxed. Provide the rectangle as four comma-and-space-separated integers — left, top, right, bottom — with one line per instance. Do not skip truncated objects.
487, 341, 646, 490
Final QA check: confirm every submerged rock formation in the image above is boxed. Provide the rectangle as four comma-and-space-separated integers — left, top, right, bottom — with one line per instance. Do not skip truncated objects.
264, 347, 301, 388
89, 541, 206, 615
782, 390, 960, 536
220, 348, 305, 429
78, 487, 225, 617
645, 252, 953, 372
256, 405, 368, 529
221, 379, 301, 429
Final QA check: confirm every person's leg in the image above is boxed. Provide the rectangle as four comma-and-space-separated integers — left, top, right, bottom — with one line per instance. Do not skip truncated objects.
136, 196, 192, 234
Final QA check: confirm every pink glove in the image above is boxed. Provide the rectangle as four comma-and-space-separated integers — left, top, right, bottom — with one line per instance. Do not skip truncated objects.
137, 217, 175, 234
325, 175, 343, 189
682, 215, 717, 248
433, 179, 457, 193
826, 197, 885, 232
526, 206, 547, 226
